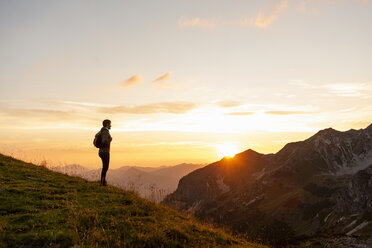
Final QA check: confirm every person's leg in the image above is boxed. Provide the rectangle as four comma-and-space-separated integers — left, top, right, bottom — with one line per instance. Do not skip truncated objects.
99, 152, 108, 185
99, 152, 104, 185
100, 152, 109, 186
103, 153, 109, 185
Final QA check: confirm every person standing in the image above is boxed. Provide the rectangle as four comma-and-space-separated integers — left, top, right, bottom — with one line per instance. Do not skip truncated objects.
98, 119, 112, 186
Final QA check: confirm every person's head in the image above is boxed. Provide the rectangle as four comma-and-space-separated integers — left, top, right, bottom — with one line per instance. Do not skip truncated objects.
102, 119, 111, 129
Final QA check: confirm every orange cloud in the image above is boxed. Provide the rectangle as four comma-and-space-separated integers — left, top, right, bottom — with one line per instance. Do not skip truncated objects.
100, 102, 198, 114
254, 0, 289, 28
0, 108, 80, 122
153, 72, 177, 89
265, 111, 313, 115
216, 100, 242, 108
291, 80, 372, 97
122, 75, 142, 87
153, 72, 172, 82
178, 16, 217, 28
323, 83, 371, 97
179, 0, 289, 29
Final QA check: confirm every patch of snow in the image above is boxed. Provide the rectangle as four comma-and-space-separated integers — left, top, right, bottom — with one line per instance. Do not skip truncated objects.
243, 194, 264, 207
245, 199, 256, 206
336, 149, 372, 175
324, 138, 332, 145
188, 200, 202, 213
252, 168, 266, 180
347, 221, 369, 235
324, 212, 332, 222
216, 177, 230, 193
344, 220, 357, 230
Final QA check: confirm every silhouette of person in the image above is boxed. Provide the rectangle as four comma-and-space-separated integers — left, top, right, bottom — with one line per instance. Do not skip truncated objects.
99, 119, 112, 186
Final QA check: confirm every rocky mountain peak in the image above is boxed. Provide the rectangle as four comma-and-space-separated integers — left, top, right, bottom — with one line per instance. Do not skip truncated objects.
310, 127, 339, 141
236, 148, 260, 156
366, 123, 372, 133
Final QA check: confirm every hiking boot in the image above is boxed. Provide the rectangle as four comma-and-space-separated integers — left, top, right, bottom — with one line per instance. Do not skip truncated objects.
101, 177, 107, 186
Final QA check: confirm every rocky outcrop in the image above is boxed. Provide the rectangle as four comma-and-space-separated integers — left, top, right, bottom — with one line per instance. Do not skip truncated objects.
336, 164, 372, 214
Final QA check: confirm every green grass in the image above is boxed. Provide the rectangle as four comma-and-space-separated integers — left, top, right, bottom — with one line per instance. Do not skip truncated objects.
0, 153, 267, 248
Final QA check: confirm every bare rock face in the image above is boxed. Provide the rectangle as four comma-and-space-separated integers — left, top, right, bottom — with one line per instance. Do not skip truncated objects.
163, 124, 372, 246
336, 164, 372, 213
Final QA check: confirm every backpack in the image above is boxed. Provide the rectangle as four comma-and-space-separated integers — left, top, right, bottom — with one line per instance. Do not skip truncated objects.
93, 130, 103, 148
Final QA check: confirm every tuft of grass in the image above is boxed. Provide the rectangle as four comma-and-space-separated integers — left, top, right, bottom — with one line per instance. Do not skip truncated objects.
0, 153, 267, 248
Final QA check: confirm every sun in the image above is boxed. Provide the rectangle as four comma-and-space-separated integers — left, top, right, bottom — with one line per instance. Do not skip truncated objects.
216, 143, 240, 158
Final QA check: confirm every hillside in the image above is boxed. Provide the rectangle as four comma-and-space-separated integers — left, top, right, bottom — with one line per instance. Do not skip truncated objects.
0, 153, 266, 248
50, 163, 205, 202
164, 124, 372, 247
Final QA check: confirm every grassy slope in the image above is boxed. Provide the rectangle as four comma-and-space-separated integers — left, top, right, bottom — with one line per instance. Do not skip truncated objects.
0, 154, 267, 248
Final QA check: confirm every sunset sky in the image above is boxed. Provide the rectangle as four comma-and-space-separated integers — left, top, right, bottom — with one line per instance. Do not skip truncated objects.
0, 0, 371, 168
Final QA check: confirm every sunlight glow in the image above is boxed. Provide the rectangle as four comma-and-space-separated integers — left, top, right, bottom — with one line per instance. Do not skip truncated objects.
216, 143, 240, 158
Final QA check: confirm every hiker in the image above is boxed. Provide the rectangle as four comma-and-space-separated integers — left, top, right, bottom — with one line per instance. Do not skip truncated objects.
97, 119, 112, 186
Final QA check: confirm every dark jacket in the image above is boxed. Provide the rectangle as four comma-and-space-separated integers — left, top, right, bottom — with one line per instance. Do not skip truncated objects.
99, 127, 112, 153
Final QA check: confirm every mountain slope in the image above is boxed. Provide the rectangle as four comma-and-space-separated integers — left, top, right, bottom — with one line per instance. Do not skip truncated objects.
50, 163, 205, 202
0, 153, 266, 248
163, 124, 372, 247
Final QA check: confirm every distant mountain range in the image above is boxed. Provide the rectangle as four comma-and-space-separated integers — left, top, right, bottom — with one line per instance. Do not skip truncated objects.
163, 123, 372, 247
50, 163, 204, 202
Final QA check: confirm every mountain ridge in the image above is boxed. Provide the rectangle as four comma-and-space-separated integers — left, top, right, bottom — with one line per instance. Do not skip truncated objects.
163, 123, 372, 247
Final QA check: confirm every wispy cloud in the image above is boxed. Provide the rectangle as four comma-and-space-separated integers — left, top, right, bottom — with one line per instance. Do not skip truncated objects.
34, 99, 115, 108
296, 0, 320, 14
291, 80, 371, 97
179, 0, 368, 30
296, 0, 370, 14
265, 111, 313, 115
178, 16, 217, 28
226, 112, 256, 116
100, 102, 198, 114
0, 108, 80, 122
178, 0, 289, 29
323, 83, 371, 97
153, 72, 172, 82
122, 75, 142, 87
216, 100, 242, 108
337, 107, 358, 112
153, 72, 178, 90
342, 121, 372, 129
254, 0, 289, 28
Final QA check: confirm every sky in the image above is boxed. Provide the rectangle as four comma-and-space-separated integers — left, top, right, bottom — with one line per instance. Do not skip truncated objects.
0, 0, 371, 168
